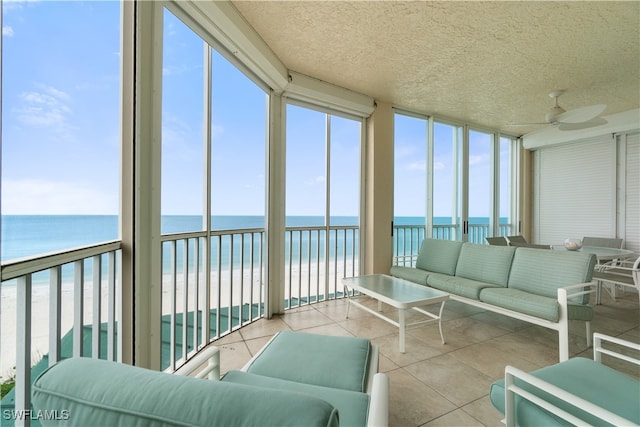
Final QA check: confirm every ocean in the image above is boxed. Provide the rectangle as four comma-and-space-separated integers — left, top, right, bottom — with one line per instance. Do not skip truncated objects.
0, 215, 354, 262
1, 215, 500, 263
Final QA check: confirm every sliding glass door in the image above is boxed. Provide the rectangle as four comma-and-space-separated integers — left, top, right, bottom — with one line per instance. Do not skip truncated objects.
394, 112, 519, 246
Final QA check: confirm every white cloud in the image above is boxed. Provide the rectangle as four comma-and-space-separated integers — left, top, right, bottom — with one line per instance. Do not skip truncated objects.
2, 179, 117, 215
434, 161, 446, 170
469, 153, 490, 166
407, 160, 426, 171
14, 86, 73, 132
2, 26, 14, 37
304, 175, 325, 186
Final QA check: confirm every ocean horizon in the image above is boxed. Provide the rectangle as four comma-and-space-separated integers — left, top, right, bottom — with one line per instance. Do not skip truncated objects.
1, 214, 504, 264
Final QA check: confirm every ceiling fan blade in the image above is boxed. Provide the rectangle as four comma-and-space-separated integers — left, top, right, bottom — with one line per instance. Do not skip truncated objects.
557, 104, 606, 124
505, 122, 547, 127
558, 117, 608, 131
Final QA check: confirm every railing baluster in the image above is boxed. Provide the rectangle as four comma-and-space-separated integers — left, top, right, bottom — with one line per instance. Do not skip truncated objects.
239, 233, 245, 325
306, 230, 311, 303
15, 274, 32, 427
107, 250, 116, 361
297, 230, 302, 305
182, 239, 189, 363
73, 260, 84, 357
193, 238, 200, 352
49, 266, 62, 365
216, 235, 222, 338
229, 235, 234, 330
169, 241, 177, 371
316, 230, 321, 301
92, 255, 102, 359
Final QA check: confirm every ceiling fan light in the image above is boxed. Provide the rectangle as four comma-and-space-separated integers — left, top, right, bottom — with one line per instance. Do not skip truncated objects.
545, 106, 565, 123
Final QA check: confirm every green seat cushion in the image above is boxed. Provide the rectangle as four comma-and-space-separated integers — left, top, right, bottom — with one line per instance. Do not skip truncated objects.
223, 370, 369, 427
245, 331, 371, 392
32, 357, 339, 427
508, 248, 596, 304
455, 243, 516, 286
389, 265, 429, 285
427, 273, 500, 300
567, 303, 594, 321
480, 288, 561, 321
490, 357, 640, 426
415, 238, 464, 276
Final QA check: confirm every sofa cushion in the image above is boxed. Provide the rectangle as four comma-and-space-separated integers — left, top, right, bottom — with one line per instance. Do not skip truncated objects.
389, 265, 429, 285
415, 238, 464, 276
32, 358, 339, 427
507, 248, 596, 304
427, 273, 501, 300
223, 370, 369, 427
455, 243, 516, 287
245, 331, 370, 392
489, 357, 640, 426
479, 287, 561, 321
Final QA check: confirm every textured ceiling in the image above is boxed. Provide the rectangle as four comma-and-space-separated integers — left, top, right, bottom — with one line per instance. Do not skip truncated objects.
231, 1, 640, 135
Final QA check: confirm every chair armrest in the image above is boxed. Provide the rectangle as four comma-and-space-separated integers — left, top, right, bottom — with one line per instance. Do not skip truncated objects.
504, 365, 637, 427
367, 373, 389, 427
173, 345, 221, 380
593, 333, 640, 366
557, 281, 596, 303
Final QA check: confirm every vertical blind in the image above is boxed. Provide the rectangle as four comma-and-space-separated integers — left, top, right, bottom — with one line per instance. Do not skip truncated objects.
533, 135, 617, 246
622, 132, 639, 254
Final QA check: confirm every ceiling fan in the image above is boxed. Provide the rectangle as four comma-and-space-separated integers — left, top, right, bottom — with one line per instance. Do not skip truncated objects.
509, 90, 607, 131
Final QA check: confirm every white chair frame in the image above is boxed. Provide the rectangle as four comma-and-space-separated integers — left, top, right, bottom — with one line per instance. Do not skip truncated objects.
594, 256, 640, 304
504, 333, 640, 427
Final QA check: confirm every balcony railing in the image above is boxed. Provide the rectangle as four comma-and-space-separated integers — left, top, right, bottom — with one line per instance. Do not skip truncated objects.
285, 225, 359, 308
160, 228, 265, 372
0, 223, 361, 422
393, 223, 513, 266
0, 241, 122, 426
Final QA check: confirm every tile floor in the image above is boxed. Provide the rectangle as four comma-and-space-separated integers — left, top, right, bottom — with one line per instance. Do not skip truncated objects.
212, 289, 639, 427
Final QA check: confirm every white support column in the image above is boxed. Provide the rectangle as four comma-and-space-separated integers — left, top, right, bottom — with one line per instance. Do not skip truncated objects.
265, 92, 286, 316
201, 40, 212, 351
364, 101, 394, 274
119, 0, 135, 366
131, 0, 163, 370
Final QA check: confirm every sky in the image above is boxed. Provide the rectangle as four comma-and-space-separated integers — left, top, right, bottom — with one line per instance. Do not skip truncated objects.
1, 1, 508, 220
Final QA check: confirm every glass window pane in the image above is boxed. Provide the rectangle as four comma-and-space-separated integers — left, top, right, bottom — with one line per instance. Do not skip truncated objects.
285, 105, 326, 227
433, 122, 461, 240
210, 51, 267, 230
499, 136, 513, 236
162, 8, 205, 234
468, 129, 493, 243
2, 1, 120, 259
329, 116, 360, 226
394, 114, 427, 223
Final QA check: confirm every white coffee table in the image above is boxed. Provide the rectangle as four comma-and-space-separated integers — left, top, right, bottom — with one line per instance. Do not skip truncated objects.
342, 274, 449, 353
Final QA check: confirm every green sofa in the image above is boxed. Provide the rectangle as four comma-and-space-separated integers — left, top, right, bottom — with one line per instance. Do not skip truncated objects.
489, 333, 640, 426
390, 238, 597, 361
31, 331, 388, 427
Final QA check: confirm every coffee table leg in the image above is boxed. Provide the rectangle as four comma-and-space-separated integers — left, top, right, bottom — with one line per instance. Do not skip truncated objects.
438, 301, 446, 344
399, 309, 406, 353
344, 286, 351, 319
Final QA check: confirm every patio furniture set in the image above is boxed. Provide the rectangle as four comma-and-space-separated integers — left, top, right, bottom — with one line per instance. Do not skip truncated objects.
30, 236, 638, 426
390, 238, 597, 361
